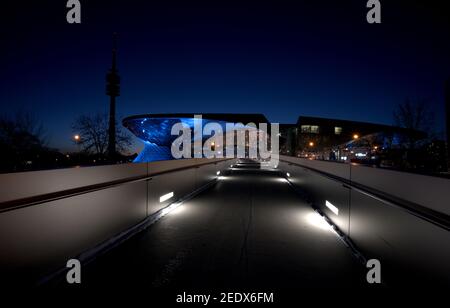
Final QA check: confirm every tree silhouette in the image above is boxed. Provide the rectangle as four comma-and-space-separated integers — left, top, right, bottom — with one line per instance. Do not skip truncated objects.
393, 98, 434, 148
72, 112, 131, 156
0, 112, 49, 172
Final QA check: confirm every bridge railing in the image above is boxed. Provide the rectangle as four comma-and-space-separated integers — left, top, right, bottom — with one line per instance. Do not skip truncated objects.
279, 155, 450, 284
0, 158, 234, 284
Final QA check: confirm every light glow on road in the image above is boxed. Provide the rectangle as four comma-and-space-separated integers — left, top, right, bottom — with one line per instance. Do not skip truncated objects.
305, 212, 336, 233
276, 178, 288, 183
161, 202, 181, 216
325, 200, 339, 216
167, 204, 185, 215
159, 192, 174, 203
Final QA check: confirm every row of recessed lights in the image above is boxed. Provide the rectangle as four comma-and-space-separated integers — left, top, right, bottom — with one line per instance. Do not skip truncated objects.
157, 169, 223, 217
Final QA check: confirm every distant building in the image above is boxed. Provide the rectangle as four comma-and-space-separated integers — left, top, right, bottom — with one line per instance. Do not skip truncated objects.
281, 115, 425, 159
123, 113, 443, 171
123, 113, 269, 162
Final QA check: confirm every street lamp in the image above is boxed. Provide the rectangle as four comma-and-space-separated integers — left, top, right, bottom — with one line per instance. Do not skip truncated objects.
309, 141, 314, 147
353, 134, 359, 140
73, 134, 81, 164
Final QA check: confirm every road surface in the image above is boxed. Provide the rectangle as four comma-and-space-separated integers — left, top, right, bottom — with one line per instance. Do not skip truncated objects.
69, 160, 366, 289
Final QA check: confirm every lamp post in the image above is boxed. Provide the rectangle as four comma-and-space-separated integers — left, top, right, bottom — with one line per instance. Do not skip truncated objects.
74, 134, 81, 164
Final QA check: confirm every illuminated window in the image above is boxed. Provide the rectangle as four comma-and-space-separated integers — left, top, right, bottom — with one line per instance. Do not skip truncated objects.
301, 125, 319, 134
334, 127, 342, 135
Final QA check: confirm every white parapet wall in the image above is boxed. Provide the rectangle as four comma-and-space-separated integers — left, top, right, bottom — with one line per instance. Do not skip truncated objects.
279, 155, 450, 284
280, 155, 450, 215
351, 164, 450, 216
0, 158, 234, 284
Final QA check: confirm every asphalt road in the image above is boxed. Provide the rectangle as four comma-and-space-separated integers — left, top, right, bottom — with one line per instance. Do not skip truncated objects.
77, 160, 366, 289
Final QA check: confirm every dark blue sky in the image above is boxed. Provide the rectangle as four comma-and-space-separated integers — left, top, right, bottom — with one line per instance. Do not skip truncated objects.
1, 0, 449, 153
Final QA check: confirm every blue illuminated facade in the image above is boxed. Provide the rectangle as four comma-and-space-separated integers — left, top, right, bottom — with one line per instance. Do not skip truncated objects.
123, 116, 228, 162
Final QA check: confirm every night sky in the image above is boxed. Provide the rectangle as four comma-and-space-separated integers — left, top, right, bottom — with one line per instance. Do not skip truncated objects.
1, 0, 450, 153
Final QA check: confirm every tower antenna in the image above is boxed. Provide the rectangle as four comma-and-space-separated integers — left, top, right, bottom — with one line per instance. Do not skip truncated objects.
106, 32, 120, 159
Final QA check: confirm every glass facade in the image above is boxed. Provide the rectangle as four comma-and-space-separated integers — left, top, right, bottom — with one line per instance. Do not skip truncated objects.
123, 116, 261, 162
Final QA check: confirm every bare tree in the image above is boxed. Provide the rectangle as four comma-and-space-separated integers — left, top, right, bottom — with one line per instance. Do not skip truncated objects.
394, 98, 434, 134
0, 111, 47, 147
0, 111, 49, 172
393, 98, 435, 148
72, 112, 131, 155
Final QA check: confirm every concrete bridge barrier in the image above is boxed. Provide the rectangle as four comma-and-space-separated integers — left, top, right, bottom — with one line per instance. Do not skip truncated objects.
0, 158, 234, 284
279, 155, 450, 285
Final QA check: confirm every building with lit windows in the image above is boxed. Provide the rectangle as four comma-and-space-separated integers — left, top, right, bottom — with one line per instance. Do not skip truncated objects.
281, 116, 425, 159
124, 113, 435, 169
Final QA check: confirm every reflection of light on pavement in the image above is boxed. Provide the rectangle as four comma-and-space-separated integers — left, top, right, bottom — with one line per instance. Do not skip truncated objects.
161, 202, 181, 216
305, 212, 336, 233
167, 204, 185, 215
276, 178, 288, 183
